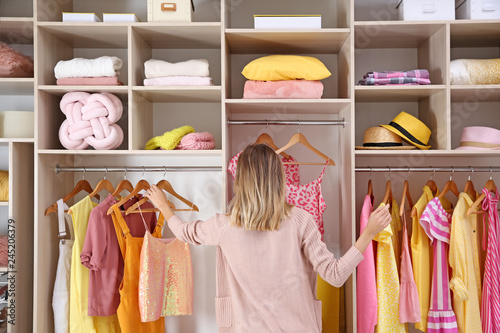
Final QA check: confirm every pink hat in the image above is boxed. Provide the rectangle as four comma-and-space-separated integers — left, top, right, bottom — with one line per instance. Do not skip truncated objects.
456, 126, 500, 150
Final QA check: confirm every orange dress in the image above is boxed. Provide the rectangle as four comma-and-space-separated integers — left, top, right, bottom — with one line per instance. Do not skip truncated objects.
111, 205, 165, 333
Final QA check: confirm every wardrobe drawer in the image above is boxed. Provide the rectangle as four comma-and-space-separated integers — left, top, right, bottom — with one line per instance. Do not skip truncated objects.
147, 0, 193, 22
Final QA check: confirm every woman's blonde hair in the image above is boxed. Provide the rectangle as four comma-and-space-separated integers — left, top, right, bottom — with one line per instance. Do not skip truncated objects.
230, 144, 292, 231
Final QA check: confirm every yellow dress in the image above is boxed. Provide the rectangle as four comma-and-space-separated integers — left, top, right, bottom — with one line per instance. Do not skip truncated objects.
317, 275, 343, 333
449, 193, 483, 333
69, 196, 121, 333
375, 202, 408, 333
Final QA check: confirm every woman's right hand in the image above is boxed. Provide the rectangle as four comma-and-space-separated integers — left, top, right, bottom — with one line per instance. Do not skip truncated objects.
365, 205, 392, 238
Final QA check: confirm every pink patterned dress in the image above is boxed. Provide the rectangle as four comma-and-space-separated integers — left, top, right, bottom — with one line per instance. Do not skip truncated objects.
420, 198, 458, 333
481, 189, 500, 333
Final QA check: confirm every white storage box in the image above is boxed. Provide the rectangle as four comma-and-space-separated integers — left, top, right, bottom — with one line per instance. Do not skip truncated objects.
62, 12, 101, 22
103, 13, 141, 22
397, 0, 456, 20
147, 0, 193, 22
456, 0, 500, 19
0, 111, 34, 138
254, 15, 321, 29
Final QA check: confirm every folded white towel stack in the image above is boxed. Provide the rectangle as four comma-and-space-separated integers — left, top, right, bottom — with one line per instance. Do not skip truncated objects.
144, 59, 210, 79
54, 56, 123, 79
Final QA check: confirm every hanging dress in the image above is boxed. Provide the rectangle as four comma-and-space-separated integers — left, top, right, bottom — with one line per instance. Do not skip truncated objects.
480, 189, 500, 333
69, 196, 120, 333
110, 204, 165, 333
53, 199, 73, 333
138, 207, 193, 322
420, 197, 458, 333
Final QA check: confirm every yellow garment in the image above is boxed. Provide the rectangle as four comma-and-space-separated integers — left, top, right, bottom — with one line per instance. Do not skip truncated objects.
0, 170, 8, 201
375, 202, 408, 333
390, 199, 402, 272
449, 193, 483, 333
145, 125, 194, 150
317, 275, 342, 333
69, 196, 121, 333
411, 186, 435, 332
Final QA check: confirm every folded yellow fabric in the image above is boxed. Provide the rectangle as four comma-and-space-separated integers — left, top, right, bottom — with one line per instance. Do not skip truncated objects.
145, 125, 195, 150
0, 170, 8, 201
450, 58, 500, 85
242, 55, 332, 81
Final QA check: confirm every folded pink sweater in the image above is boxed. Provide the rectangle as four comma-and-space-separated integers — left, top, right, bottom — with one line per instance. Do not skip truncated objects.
168, 207, 363, 332
243, 80, 324, 99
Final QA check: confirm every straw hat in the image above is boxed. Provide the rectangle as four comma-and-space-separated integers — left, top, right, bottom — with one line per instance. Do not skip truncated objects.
379, 111, 431, 150
455, 126, 500, 150
356, 127, 416, 150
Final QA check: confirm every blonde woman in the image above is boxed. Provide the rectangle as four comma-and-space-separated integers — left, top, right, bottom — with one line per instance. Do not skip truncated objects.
146, 144, 391, 332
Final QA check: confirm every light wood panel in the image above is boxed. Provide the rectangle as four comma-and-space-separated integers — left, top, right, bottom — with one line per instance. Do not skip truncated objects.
0, 17, 33, 43
225, 29, 350, 54
0, 202, 8, 206
37, 23, 129, 48
133, 86, 222, 103
450, 21, 500, 47
38, 85, 128, 96
355, 85, 446, 102
0, 78, 34, 95
451, 85, 500, 102
354, 149, 500, 156
133, 23, 221, 49
226, 99, 351, 114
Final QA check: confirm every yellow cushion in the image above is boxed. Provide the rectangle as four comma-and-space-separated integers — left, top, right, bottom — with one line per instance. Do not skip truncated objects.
0, 170, 8, 202
241, 55, 332, 81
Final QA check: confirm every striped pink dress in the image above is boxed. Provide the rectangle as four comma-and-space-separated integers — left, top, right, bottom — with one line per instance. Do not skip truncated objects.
481, 189, 500, 333
420, 198, 458, 333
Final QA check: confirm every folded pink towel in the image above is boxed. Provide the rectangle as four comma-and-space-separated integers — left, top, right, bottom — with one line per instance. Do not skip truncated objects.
59, 92, 124, 150
144, 76, 213, 86
243, 80, 323, 99
175, 132, 215, 150
57, 76, 123, 86
0, 42, 34, 78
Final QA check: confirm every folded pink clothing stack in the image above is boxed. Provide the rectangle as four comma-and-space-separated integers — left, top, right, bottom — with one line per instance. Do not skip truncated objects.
243, 80, 324, 99
174, 132, 215, 150
56, 76, 124, 86
144, 76, 213, 86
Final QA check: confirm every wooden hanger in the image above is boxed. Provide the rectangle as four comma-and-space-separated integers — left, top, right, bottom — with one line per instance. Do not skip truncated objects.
437, 170, 459, 213
107, 176, 152, 215
255, 132, 291, 160
399, 179, 414, 217
45, 169, 97, 215
88, 177, 114, 199
467, 174, 497, 215
367, 179, 373, 197
275, 132, 335, 166
464, 168, 476, 202
111, 167, 134, 198
126, 179, 199, 215
382, 179, 393, 206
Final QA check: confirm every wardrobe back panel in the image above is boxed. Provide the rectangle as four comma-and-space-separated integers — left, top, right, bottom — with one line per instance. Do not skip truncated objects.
0, 0, 33, 17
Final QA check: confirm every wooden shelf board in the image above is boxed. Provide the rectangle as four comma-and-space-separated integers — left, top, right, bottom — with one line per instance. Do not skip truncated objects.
0, 138, 34, 143
38, 85, 128, 96
225, 29, 350, 54
450, 85, 500, 102
450, 21, 500, 47
355, 85, 446, 102
355, 149, 500, 157
0, 267, 7, 272
38, 149, 223, 156
37, 22, 128, 48
0, 78, 34, 95
133, 86, 222, 103
225, 99, 351, 114
0, 17, 33, 43
0, 202, 8, 207
354, 21, 444, 48
134, 23, 221, 48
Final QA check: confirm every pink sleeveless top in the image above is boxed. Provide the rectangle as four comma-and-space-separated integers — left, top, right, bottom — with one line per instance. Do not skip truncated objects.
138, 210, 193, 322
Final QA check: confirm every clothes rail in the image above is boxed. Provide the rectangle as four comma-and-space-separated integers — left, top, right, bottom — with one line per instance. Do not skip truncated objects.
356, 167, 500, 173
55, 165, 222, 174
227, 119, 345, 127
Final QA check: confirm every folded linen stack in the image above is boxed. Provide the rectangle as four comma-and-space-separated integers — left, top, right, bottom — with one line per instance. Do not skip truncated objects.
241, 55, 330, 99
143, 59, 213, 86
54, 56, 123, 86
357, 69, 431, 85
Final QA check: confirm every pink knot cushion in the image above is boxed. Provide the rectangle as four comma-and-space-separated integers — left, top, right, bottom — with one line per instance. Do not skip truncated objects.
175, 132, 215, 150
58, 92, 124, 150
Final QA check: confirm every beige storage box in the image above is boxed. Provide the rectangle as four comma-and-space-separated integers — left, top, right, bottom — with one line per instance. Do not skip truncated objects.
147, 0, 193, 22
0, 111, 34, 138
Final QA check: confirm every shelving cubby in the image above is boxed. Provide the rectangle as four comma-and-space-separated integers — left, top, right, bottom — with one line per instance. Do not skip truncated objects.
0, 0, 33, 18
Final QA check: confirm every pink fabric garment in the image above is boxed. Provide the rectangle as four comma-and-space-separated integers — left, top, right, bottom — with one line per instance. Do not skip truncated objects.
481, 189, 500, 333
356, 195, 378, 333
243, 80, 324, 99
143, 76, 213, 86
58, 92, 124, 150
228, 150, 300, 186
80, 195, 157, 317
0, 234, 7, 267
420, 198, 458, 333
175, 132, 215, 150
399, 215, 421, 323
167, 207, 364, 332
57, 76, 123, 86
0, 42, 34, 78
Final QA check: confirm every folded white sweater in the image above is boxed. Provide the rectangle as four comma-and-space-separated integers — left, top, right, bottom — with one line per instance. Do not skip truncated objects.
144, 59, 209, 79
54, 56, 122, 79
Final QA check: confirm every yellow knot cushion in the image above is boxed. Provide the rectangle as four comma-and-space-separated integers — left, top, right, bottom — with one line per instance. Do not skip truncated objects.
145, 125, 195, 150
241, 55, 332, 81
0, 170, 8, 202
